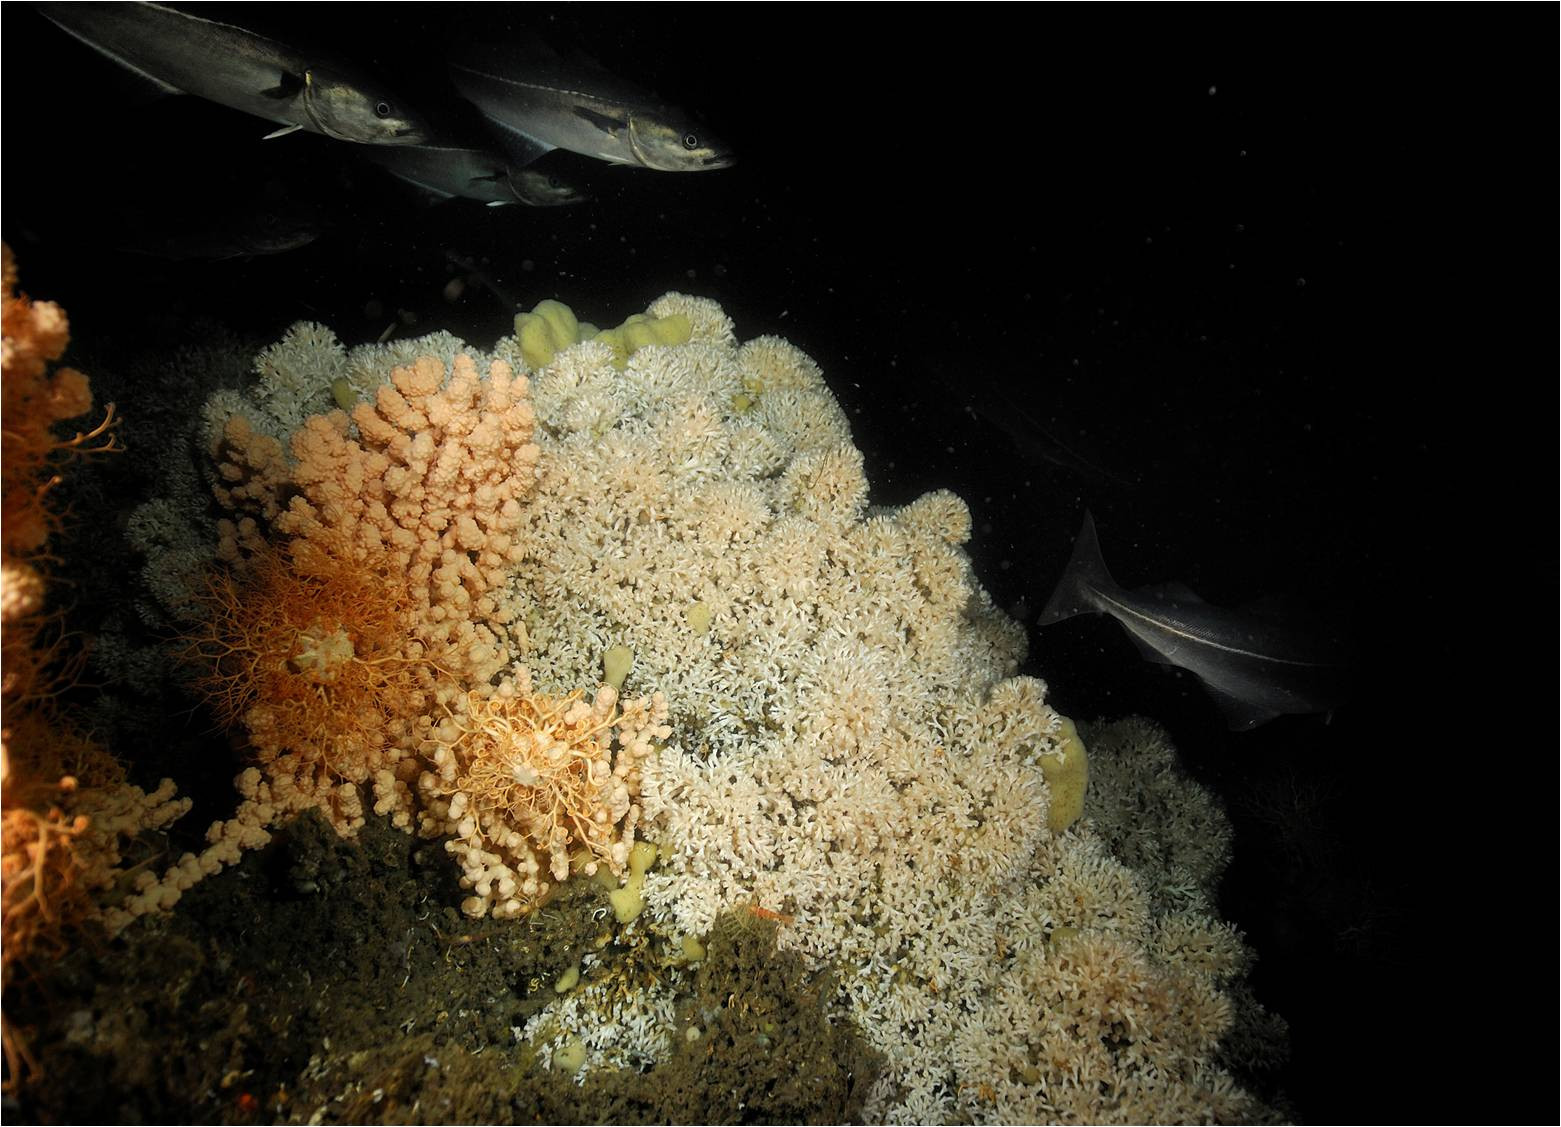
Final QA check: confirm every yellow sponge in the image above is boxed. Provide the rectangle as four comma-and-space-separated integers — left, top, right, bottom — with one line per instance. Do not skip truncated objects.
514, 298, 581, 368
1038, 717, 1089, 833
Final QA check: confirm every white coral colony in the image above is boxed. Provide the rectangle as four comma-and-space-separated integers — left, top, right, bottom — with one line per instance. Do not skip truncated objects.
121, 291, 1279, 1122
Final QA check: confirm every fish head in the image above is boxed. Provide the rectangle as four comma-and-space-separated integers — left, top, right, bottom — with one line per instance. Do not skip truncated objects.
301, 68, 429, 145
506, 168, 590, 207
625, 109, 735, 171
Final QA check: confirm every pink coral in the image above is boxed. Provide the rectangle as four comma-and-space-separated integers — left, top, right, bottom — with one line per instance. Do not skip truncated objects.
272, 353, 539, 687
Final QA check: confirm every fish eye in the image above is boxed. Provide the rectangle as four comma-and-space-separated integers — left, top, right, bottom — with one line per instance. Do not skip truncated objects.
375, 101, 392, 118
682, 133, 699, 151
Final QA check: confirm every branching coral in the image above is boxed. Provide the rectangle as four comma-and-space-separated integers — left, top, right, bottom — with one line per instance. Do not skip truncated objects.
99, 291, 1280, 1121
0, 247, 195, 1089
180, 537, 438, 834
1, 244, 121, 729
274, 352, 539, 687
417, 666, 669, 918
185, 348, 542, 837
0, 248, 119, 570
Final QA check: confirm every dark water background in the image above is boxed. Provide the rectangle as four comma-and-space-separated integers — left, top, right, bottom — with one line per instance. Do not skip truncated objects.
2, 5, 1547, 1122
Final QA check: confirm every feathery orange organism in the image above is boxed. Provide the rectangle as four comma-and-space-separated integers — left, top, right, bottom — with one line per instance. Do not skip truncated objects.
0, 245, 119, 565
455, 688, 618, 841
435, 684, 627, 881
180, 535, 447, 831
1, 784, 92, 971
1, 245, 129, 1091
419, 669, 669, 918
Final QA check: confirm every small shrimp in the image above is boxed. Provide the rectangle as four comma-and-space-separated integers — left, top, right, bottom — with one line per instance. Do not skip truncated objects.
746, 903, 795, 925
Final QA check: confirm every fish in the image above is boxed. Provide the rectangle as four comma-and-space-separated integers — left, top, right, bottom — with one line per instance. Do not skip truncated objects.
114, 202, 322, 260
966, 381, 1136, 489
36, 2, 428, 144
1039, 512, 1351, 729
364, 144, 588, 207
448, 39, 735, 171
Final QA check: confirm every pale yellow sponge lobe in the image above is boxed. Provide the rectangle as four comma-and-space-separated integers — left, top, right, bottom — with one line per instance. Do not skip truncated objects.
515, 298, 694, 370
514, 299, 581, 369
1039, 715, 1090, 833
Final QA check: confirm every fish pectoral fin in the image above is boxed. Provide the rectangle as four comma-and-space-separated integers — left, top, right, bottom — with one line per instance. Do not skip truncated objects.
572, 105, 626, 136
262, 124, 304, 140
258, 70, 306, 101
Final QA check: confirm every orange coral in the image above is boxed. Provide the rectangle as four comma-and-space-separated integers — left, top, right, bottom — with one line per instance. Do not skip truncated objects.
194, 348, 541, 837
1, 245, 129, 1090
269, 352, 539, 687
1, 244, 119, 570
180, 536, 444, 834
1, 784, 93, 976
0, 243, 121, 787
0, 794, 89, 1086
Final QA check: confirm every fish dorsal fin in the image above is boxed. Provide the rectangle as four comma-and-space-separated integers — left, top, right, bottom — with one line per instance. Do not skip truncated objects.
1038, 511, 1116, 626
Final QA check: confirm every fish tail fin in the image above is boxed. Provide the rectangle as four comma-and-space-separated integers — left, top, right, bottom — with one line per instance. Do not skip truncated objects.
1038, 511, 1116, 625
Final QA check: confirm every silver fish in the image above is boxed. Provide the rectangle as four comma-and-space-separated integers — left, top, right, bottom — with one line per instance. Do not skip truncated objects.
37, 2, 428, 145
115, 204, 321, 260
1040, 512, 1351, 729
449, 40, 734, 171
966, 381, 1136, 489
365, 144, 588, 207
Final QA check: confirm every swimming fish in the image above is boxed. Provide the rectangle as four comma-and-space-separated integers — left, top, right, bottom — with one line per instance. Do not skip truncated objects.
37, 2, 428, 144
364, 144, 588, 206
966, 381, 1136, 489
114, 201, 322, 260
1040, 512, 1351, 729
448, 39, 734, 171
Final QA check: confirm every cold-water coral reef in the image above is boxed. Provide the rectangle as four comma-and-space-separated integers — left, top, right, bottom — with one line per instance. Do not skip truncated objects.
87, 292, 1280, 1120
186, 347, 543, 839
0, 247, 195, 1085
